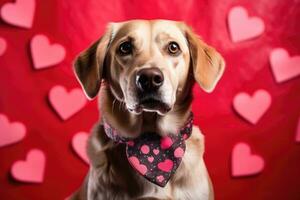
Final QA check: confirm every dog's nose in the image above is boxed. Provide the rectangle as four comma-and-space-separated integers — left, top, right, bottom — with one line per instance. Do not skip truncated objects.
136, 68, 164, 92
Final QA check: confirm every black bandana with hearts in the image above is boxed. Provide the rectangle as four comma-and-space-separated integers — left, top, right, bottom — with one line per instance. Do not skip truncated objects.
103, 113, 193, 187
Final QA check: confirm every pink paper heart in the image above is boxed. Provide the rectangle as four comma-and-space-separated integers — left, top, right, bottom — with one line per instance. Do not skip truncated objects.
231, 143, 264, 177
30, 34, 66, 69
0, 0, 35, 29
270, 48, 300, 83
228, 6, 265, 42
233, 89, 271, 124
158, 159, 174, 172
0, 37, 7, 56
296, 118, 300, 143
72, 132, 89, 164
0, 114, 26, 147
11, 149, 46, 183
128, 156, 148, 175
49, 85, 87, 120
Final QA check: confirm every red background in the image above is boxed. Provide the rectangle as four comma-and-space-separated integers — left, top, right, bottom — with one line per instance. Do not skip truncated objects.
0, 0, 300, 199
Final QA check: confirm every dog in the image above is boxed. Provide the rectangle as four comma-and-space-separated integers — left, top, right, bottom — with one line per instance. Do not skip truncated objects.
70, 20, 225, 200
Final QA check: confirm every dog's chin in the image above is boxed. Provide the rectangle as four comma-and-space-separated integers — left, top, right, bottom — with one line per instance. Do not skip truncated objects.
127, 99, 172, 115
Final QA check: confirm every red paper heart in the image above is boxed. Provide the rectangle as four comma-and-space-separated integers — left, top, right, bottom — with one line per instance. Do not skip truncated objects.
231, 143, 264, 177
11, 149, 46, 183
72, 132, 89, 164
0, 37, 7, 56
228, 6, 265, 42
233, 89, 271, 124
30, 34, 66, 69
0, 114, 26, 147
0, 0, 35, 29
270, 48, 300, 83
49, 85, 87, 120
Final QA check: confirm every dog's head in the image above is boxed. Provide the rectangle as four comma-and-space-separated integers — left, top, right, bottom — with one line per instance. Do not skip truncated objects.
74, 20, 225, 115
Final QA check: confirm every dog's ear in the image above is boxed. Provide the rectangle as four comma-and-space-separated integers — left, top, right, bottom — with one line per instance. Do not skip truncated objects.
184, 25, 225, 92
73, 25, 112, 99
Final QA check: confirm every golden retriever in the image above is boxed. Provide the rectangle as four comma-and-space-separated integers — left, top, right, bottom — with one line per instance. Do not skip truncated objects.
71, 20, 225, 200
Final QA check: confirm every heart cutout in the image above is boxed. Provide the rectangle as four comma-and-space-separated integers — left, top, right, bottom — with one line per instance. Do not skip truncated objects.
270, 48, 300, 83
231, 143, 264, 177
228, 6, 265, 42
0, 0, 35, 29
233, 89, 271, 124
30, 34, 66, 69
49, 85, 87, 120
11, 149, 46, 183
0, 37, 7, 56
0, 114, 26, 147
72, 132, 89, 164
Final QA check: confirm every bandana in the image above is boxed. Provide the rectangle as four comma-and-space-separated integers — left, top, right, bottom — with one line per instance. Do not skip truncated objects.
103, 113, 193, 187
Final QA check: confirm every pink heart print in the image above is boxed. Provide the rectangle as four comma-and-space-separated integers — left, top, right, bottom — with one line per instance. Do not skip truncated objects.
30, 34, 66, 69
11, 149, 46, 183
233, 89, 272, 124
0, 0, 35, 29
72, 132, 89, 164
128, 156, 148, 175
228, 6, 265, 42
160, 136, 173, 149
157, 159, 174, 172
296, 118, 300, 143
269, 48, 300, 83
231, 143, 264, 177
49, 85, 87, 120
0, 114, 26, 147
0, 37, 7, 56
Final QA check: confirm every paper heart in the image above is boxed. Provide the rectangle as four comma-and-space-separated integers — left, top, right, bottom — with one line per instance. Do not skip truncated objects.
270, 48, 300, 83
72, 132, 89, 164
0, 37, 7, 56
0, 0, 35, 29
296, 118, 300, 143
11, 149, 46, 183
30, 34, 66, 69
49, 85, 87, 120
0, 114, 26, 147
157, 159, 174, 172
231, 143, 264, 177
228, 6, 265, 42
128, 156, 148, 175
233, 89, 271, 124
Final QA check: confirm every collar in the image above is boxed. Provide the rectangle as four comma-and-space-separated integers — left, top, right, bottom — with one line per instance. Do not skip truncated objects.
103, 112, 194, 187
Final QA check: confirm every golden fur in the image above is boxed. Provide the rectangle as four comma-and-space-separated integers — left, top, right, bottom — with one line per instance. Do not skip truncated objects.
71, 20, 225, 200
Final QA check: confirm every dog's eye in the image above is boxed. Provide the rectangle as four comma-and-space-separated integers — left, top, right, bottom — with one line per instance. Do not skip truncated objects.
168, 42, 180, 55
118, 41, 133, 55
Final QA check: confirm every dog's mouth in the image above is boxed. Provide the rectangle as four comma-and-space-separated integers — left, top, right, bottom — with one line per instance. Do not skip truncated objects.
128, 96, 171, 115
